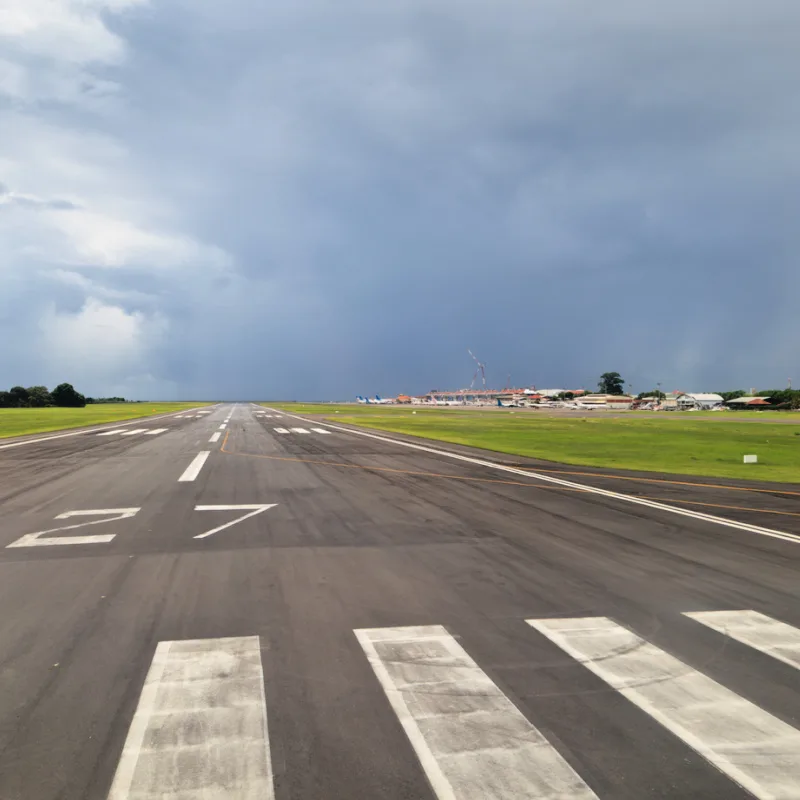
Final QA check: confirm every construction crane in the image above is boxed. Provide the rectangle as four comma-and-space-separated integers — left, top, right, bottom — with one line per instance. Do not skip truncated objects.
468, 349, 487, 390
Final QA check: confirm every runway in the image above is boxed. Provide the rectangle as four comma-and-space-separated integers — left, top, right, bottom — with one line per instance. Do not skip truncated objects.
0, 402, 798, 799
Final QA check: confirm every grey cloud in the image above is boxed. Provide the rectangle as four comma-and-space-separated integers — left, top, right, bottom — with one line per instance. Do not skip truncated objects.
2, 1, 799, 398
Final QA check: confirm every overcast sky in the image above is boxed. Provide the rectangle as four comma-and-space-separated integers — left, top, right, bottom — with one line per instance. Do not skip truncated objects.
1, 1, 798, 400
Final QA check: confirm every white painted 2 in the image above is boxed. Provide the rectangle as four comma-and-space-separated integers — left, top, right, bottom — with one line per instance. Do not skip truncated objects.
107, 636, 274, 800
685, 610, 800, 671
6, 508, 140, 548
355, 625, 598, 800
528, 616, 800, 799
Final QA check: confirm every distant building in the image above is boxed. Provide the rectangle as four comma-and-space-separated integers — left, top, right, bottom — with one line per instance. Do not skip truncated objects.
677, 393, 724, 410
579, 394, 635, 409
662, 392, 682, 410
725, 396, 772, 408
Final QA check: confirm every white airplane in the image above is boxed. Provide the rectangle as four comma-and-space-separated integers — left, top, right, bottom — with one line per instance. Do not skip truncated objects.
356, 395, 394, 405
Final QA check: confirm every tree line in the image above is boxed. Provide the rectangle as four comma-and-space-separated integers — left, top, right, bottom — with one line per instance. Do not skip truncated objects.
0, 384, 130, 409
596, 373, 800, 409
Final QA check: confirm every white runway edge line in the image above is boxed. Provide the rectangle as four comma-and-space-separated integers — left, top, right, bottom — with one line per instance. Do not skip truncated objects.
685, 610, 800, 671
355, 625, 598, 800
107, 636, 274, 800
178, 451, 210, 482
529, 616, 800, 799
0, 405, 220, 451
209, 432, 222, 443
271, 409, 800, 546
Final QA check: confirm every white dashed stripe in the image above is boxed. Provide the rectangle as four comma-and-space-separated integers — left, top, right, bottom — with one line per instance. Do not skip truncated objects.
356, 625, 598, 800
685, 610, 800, 671
107, 637, 274, 800
529, 616, 800, 799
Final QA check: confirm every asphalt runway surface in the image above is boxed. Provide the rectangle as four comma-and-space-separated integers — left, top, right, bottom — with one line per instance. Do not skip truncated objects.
0, 403, 798, 799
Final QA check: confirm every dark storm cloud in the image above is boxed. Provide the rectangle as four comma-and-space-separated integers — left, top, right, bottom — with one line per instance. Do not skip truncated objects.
2, 1, 799, 398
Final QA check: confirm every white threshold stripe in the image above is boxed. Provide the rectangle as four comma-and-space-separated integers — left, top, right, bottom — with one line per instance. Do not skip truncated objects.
273, 428, 290, 434
355, 625, 598, 800
121, 429, 148, 436
311, 428, 331, 435
107, 636, 274, 800
209, 432, 222, 443
0, 405, 219, 451
529, 616, 800, 799
178, 451, 210, 482
269, 409, 800, 546
290, 427, 310, 434
685, 610, 800, 671
145, 428, 168, 436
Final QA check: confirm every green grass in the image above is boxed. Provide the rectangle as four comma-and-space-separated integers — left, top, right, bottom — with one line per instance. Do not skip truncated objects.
0, 403, 213, 439
266, 403, 800, 482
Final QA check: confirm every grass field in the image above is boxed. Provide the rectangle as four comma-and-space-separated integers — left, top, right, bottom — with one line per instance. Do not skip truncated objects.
266, 403, 800, 483
0, 403, 212, 439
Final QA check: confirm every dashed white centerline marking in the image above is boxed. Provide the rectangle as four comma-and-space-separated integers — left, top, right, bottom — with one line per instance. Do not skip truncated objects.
356, 625, 598, 800
685, 610, 800, 671
121, 429, 148, 436
529, 616, 800, 799
209, 432, 222, 443
97, 429, 128, 436
178, 451, 210, 482
145, 428, 168, 436
273, 428, 290, 434
219, 424, 227, 430
107, 636, 274, 800
290, 427, 310, 434
311, 428, 331, 435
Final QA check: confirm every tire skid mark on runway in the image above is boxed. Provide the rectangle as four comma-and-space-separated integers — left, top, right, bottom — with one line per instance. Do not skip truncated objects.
219, 436, 800, 521
269, 411, 800, 545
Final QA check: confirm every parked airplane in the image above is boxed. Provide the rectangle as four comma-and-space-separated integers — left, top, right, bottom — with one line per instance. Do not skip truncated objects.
356, 395, 394, 405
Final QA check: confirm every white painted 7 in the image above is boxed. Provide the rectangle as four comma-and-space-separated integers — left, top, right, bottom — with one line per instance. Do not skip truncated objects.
6, 508, 140, 548
193, 504, 278, 539
529, 616, 800, 799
